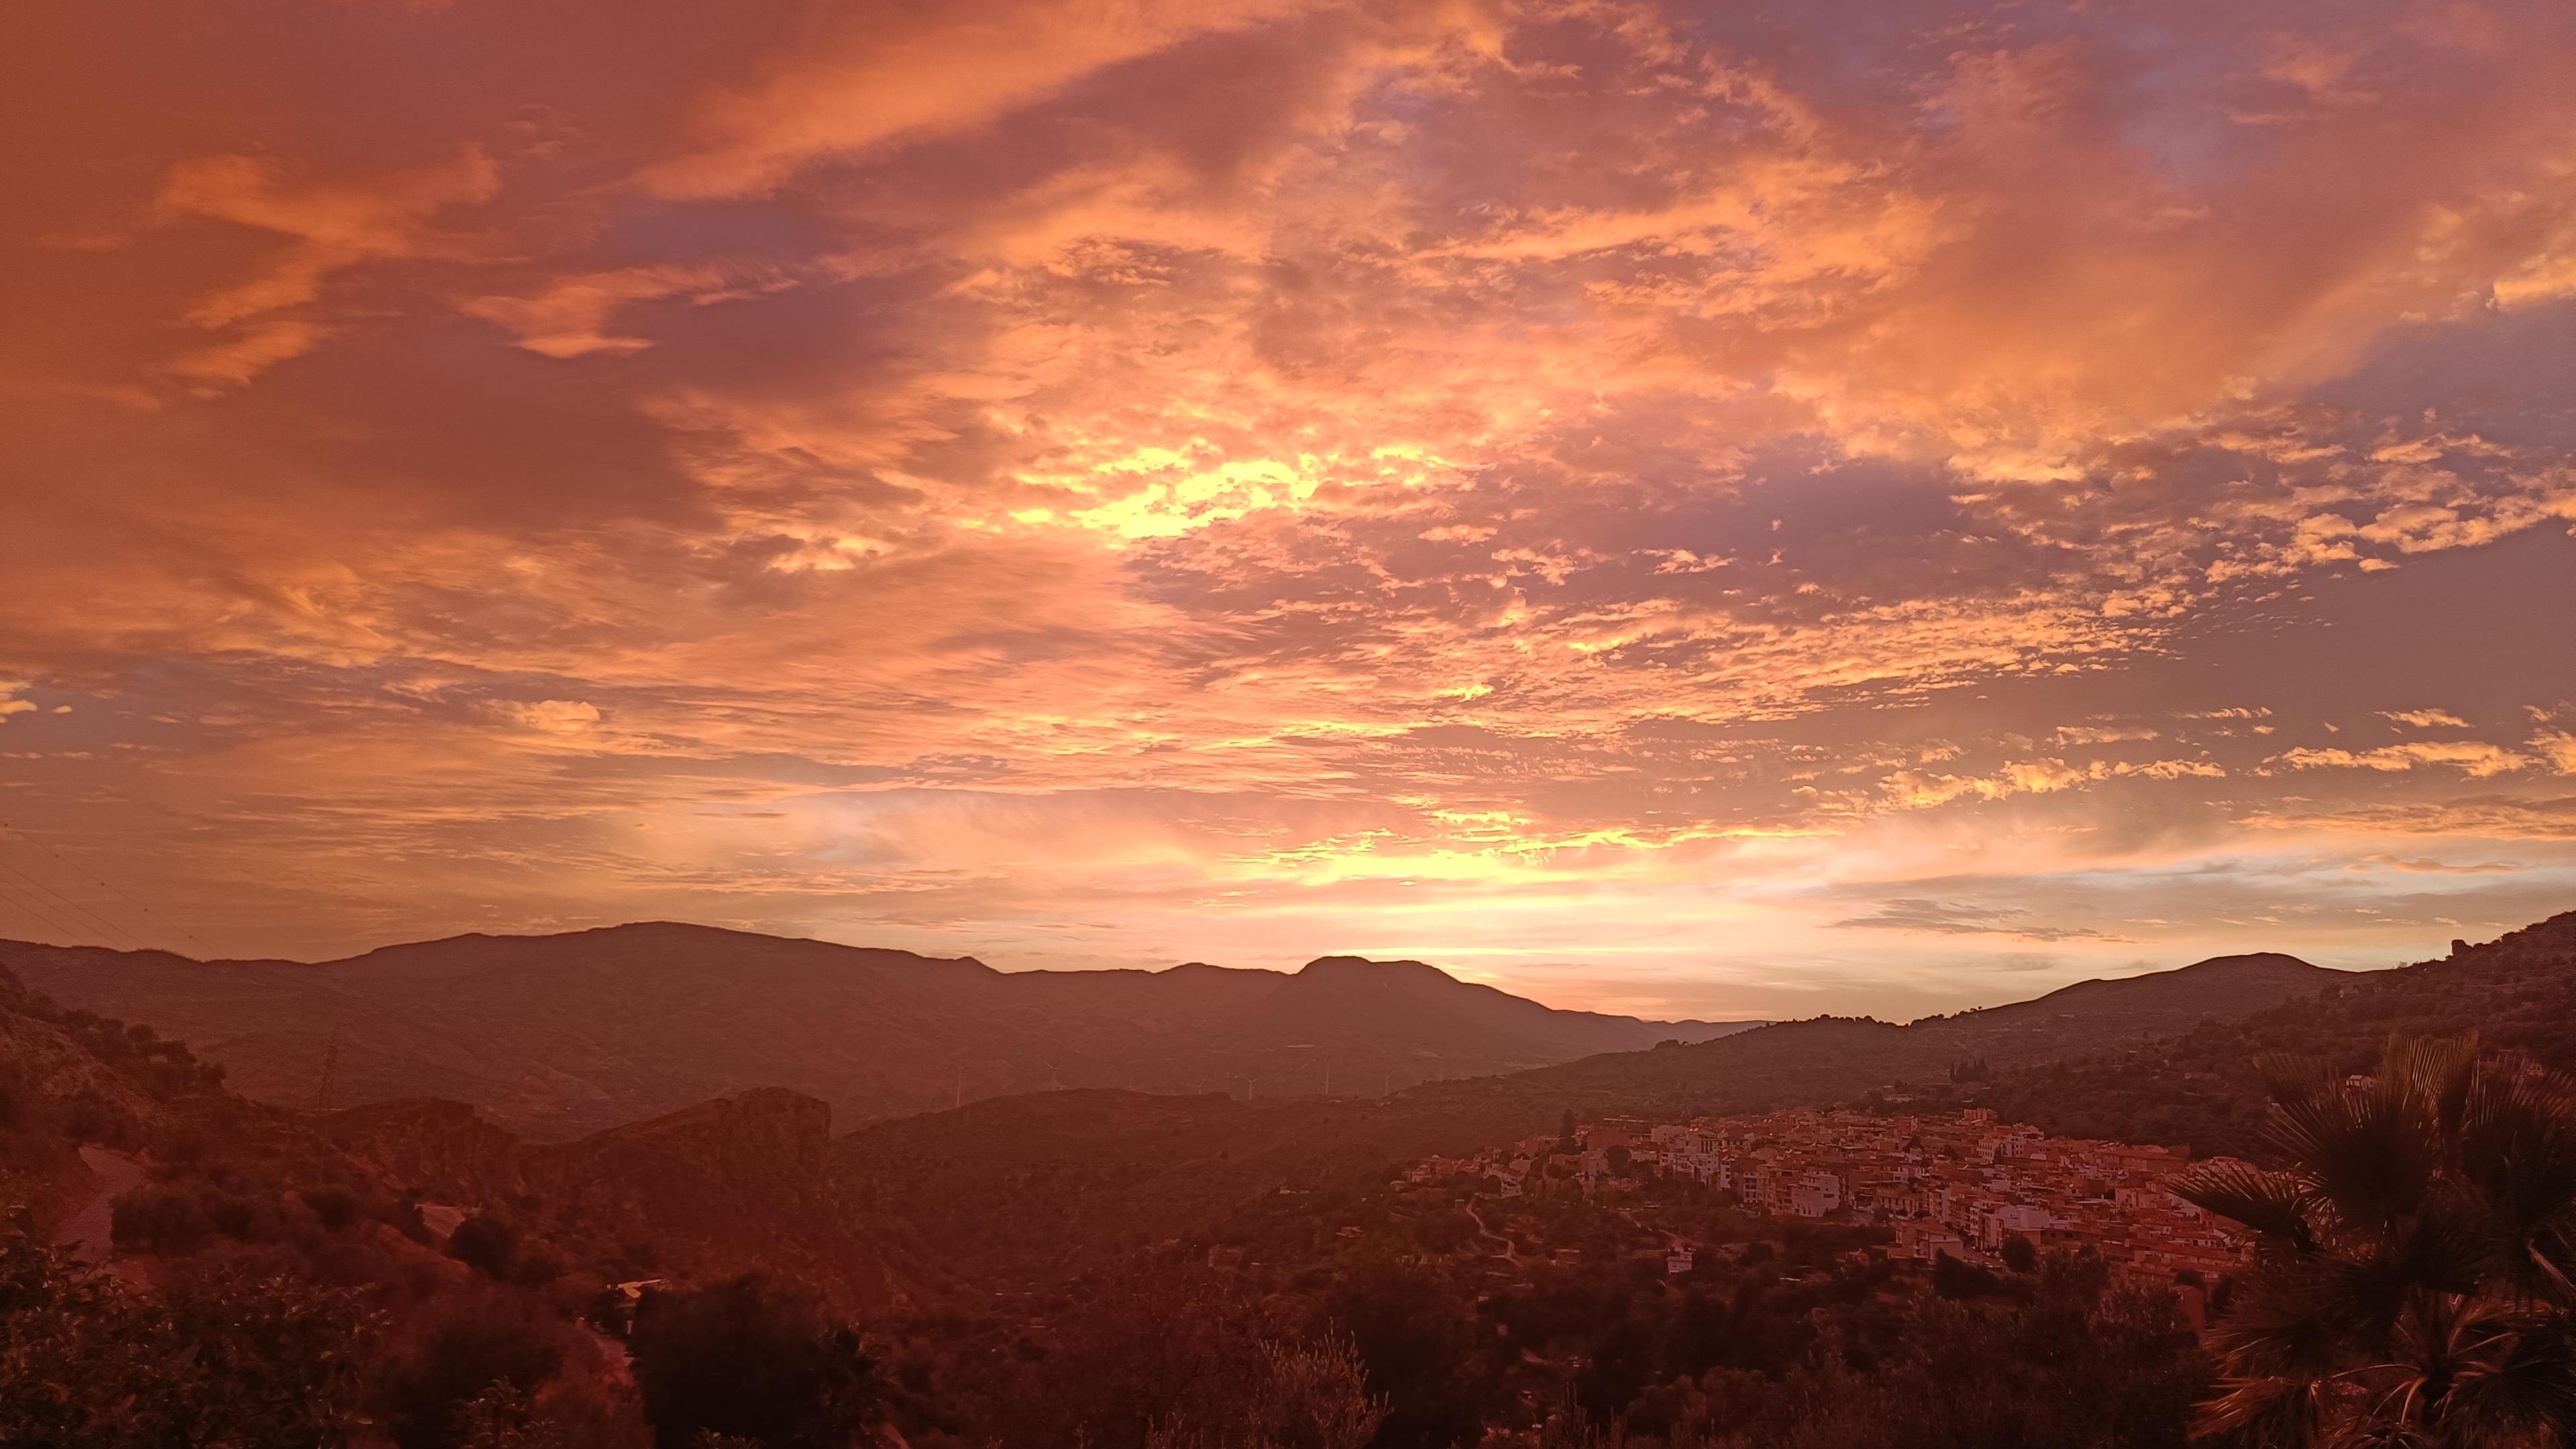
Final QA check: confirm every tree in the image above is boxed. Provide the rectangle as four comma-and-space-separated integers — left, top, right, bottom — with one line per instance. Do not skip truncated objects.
446, 1214, 518, 1280
2176, 1035, 2576, 1447
2000, 1235, 2038, 1274
380, 1304, 566, 1449
1559, 1110, 1580, 1153
1932, 1251, 2002, 1299
629, 1275, 881, 1449
1144, 1336, 1385, 1449
0, 1229, 374, 1448
455, 1383, 569, 1449
111, 1180, 215, 1254
1322, 1258, 1492, 1448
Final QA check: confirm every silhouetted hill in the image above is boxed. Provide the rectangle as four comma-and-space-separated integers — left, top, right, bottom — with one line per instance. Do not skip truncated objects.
1389, 947, 2352, 1124
1966, 912, 2576, 1158
0, 923, 1759, 1138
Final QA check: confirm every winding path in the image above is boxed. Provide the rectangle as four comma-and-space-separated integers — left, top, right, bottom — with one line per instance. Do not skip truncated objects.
1465, 1199, 1520, 1263
55, 1144, 145, 1268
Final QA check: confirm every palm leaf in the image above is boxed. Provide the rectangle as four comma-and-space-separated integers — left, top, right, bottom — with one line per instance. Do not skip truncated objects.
2177, 1160, 2317, 1251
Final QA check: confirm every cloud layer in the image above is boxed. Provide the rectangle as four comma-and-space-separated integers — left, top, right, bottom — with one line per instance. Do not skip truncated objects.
3, 0, 2575, 1018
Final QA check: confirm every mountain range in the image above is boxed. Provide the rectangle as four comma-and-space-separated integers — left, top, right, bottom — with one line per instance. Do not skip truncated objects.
0, 922, 1762, 1137
1434, 949, 2353, 1120
15, 912, 2551, 1319
7, 908, 2565, 1449
4, 916, 2363, 1307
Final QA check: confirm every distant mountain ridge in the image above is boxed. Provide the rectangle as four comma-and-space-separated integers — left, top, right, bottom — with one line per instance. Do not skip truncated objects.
1389, 947, 2356, 1125
0, 922, 1761, 1138
1999, 951, 2330, 1018
1971, 912, 2576, 1158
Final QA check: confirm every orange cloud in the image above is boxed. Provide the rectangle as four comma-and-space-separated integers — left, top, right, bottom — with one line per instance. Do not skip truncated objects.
152, 146, 500, 384
4, 0, 2576, 1010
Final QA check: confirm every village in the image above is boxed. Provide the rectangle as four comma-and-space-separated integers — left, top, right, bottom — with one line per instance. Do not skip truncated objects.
1403, 1107, 2253, 1321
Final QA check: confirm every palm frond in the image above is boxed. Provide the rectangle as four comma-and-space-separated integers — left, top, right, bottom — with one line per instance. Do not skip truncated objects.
2191, 1371, 2330, 1448
2177, 1160, 2317, 1250
2426, 1303, 2576, 1446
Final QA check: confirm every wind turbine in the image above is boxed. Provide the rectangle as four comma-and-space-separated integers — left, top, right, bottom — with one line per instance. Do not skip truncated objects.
1046, 1061, 1062, 1091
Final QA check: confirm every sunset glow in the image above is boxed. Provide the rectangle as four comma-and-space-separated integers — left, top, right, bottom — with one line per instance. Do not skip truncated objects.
5, 0, 2575, 1017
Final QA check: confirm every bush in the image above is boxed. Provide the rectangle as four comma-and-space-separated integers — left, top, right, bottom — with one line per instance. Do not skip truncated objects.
447, 1213, 518, 1279
60, 1092, 134, 1148
630, 1275, 882, 1449
511, 1246, 566, 1289
302, 1185, 360, 1232
380, 1306, 567, 1449
111, 1181, 214, 1254
1931, 1251, 2002, 1299
0, 1231, 374, 1447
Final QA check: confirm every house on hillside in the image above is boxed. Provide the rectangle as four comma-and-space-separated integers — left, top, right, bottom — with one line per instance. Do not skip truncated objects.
1788, 1172, 1842, 1218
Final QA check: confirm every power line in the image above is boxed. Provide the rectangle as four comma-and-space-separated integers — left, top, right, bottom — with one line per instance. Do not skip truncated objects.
0, 852, 146, 951
313, 1026, 341, 1111
0, 853, 150, 953
0, 873, 93, 945
0, 820, 205, 955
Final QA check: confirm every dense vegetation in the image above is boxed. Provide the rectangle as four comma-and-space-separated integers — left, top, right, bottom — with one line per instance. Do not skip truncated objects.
2177, 1036, 2576, 1446
841, 1211, 2208, 1446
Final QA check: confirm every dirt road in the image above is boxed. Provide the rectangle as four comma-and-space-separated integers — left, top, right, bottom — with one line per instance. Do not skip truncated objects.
56, 1144, 146, 1265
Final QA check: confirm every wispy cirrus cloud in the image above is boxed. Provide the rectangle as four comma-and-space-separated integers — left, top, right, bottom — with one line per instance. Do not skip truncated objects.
1831, 899, 2128, 943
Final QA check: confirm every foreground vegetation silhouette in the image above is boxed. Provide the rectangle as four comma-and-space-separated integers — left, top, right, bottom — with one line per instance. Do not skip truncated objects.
2178, 1035, 2576, 1447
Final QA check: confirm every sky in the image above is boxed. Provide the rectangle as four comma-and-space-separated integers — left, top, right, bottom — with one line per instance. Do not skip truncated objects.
3, 0, 2575, 1022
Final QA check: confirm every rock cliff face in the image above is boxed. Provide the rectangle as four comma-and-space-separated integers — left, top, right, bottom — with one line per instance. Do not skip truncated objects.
326, 1098, 527, 1200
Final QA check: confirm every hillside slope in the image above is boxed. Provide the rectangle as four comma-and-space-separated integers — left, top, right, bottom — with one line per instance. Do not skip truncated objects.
327, 1087, 914, 1311
1966, 912, 2576, 1158
1391, 947, 2353, 1124
796, 947, 2372, 1288
0, 923, 1759, 1138
0, 953, 920, 1313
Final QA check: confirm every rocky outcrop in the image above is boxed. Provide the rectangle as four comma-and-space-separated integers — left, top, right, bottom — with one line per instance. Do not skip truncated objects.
325, 1084, 906, 1312
324, 1097, 529, 1201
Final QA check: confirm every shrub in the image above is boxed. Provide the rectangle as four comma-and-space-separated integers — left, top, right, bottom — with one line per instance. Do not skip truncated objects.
447, 1213, 517, 1279
630, 1275, 882, 1449
302, 1185, 361, 1232
111, 1181, 214, 1254
380, 1306, 567, 1449
0, 1232, 374, 1446
1931, 1250, 2002, 1299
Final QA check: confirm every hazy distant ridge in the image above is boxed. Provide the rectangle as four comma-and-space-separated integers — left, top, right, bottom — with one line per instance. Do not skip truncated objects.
0, 922, 1760, 1137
